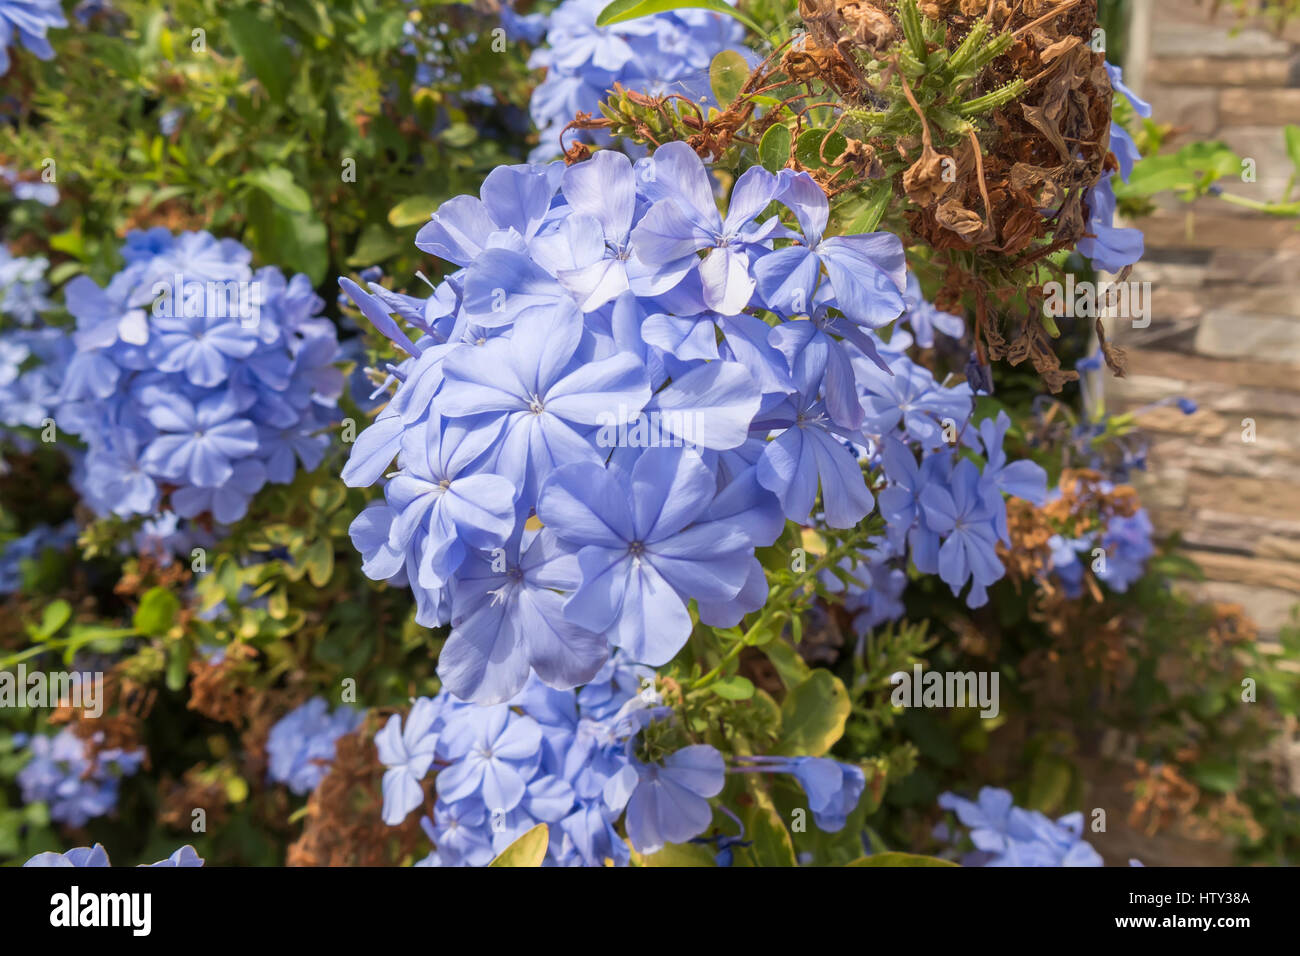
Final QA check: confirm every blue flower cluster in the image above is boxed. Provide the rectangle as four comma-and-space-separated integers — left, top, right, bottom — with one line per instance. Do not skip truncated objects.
378, 659, 721, 865
0, 519, 76, 593
877, 408, 1047, 608
24, 843, 204, 867
15, 727, 145, 826
937, 787, 1103, 866
54, 230, 343, 525
377, 659, 868, 865
1046, 491, 1155, 598
343, 145, 1047, 705
266, 697, 364, 795
1079, 63, 1151, 273
527, 0, 749, 159
0, 246, 54, 325
0, 0, 66, 75
1, 165, 59, 205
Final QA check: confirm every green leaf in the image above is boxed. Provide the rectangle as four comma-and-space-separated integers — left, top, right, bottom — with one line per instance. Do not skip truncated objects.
737, 787, 796, 866
758, 123, 792, 173
1190, 758, 1240, 794
633, 841, 717, 866
38, 600, 72, 638
248, 198, 328, 285
778, 669, 850, 756
134, 587, 180, 637
301, 539, 334, 588
388, 195, 441, 228
1285, 124, 1300, 174
227, 7, 293, 101
846, 852, 958, 867
709, 49, 748, 107
761, 637, 811, 689
795, 128, 847, 170
712, 675, 755, 700
596, 0, 766, 39
489, 823, 549, 866
242, 167, 312, 214
840, 179, 893, 235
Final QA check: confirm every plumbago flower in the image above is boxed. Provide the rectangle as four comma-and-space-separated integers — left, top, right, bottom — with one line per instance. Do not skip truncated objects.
15, 727, 144, 826
266, 697, 363, 795
937, 788, 1103, 867
24, 843, 204, 867
0, 0, 66, 75
48, 230, 342, 532
527, 0, 750, 160
1078, 63, 1150, 273
376, 660, 869, 865
341, 142, 1048, 706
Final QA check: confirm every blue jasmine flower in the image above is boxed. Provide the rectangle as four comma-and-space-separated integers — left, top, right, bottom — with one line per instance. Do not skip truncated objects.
537, 447, 753, 666
16, 728, 144, 826
631, 142, 786, 312
754, 171, 907, 327
756, 335, 875, 528
899, 273, 964, 348
442, 528, 607, 704
24, 844, 112, 867
437, 308, 650, 500
376, 696, 441, 825
939, 787, 1103, 867
0, 247, 53, 324
736, 754, 866, 831
621, 744, 724, 854
266, 697, 363, 795
0, 0, 66, 74
384, 413, 518, 589
421, 800, 496, 867
919, 457, 1005, 608
140, 390, 260, 488
436, 704, 543, 813
1079, 173, 1143, 272
144, 845, 205, 867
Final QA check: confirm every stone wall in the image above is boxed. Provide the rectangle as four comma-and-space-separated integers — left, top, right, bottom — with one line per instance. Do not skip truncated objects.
1104, 0, 1300, 635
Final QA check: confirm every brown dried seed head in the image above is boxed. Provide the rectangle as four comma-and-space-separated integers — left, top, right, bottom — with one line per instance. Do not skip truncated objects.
902, 145, 954, 206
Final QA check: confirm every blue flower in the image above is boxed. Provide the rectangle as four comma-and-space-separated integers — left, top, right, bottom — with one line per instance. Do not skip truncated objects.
376, 696, 442, 825
939, 787, 1103, 867
266, 697, 362, 795
1079, 173, 1143, 272
0, 0, 66, 75
16, 728, 144, 825
622, 744, 724, 854
537, 447, 753, 666
435, 704, 543, 813
24, 844, 204, 867
920, 457, 1005, 608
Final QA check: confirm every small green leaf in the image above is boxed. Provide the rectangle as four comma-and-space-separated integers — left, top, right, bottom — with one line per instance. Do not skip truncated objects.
633, 841, 717, 866
795, 128, 847, 170
596, 0, 766, 39
712, 675, 755, 700
1285, 124, 1300, 174
709, 49, 748, 107
134, 587, 180, 637
242, 167, 311, 214
227, 7, 293, 101
778, 669, 850, 756
846, 852, 958, 867
758, 123, 792, 173
489, 823, 549, 866
39, 600, 72, 638
388, 196, 441, 228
